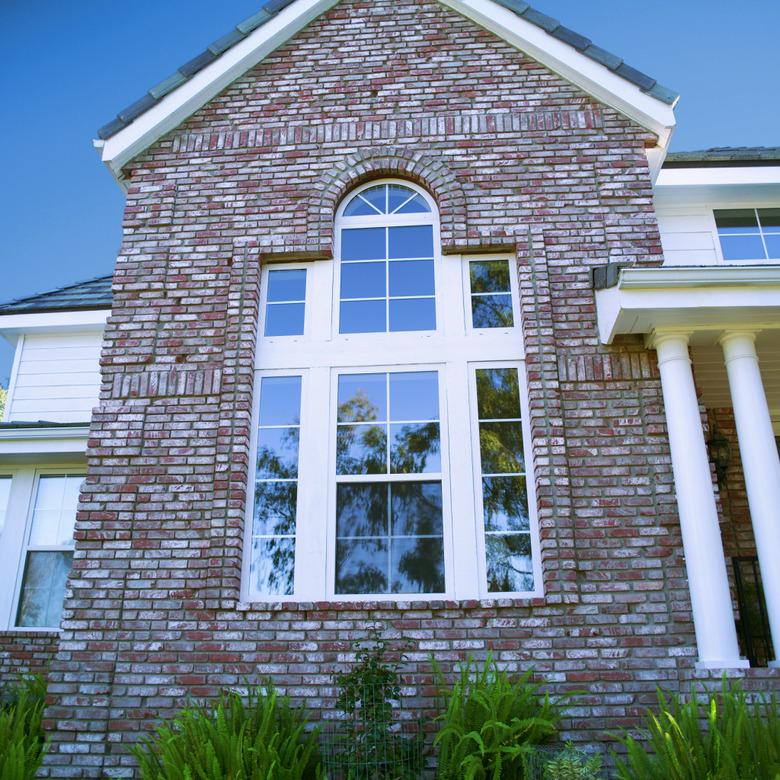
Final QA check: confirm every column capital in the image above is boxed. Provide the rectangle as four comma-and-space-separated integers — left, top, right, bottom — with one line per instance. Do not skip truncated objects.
646, 330, 693, 367
718, 329, 761, 350
645, 329, 693, 351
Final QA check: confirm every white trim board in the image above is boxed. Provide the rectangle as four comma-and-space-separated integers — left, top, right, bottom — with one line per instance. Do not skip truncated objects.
95, 0, 676, 184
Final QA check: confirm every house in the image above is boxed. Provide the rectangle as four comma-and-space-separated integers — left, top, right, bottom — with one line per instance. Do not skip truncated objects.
0, 0, 779, 773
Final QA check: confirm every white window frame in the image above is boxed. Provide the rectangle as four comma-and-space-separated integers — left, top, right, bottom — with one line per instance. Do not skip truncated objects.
243, 179, 543, 603
712, 205, 780, 264
0, 465, 84, 631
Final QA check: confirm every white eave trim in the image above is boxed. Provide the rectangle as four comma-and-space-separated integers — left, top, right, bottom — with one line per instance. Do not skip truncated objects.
595, 265, 780, 344
0, 426, 90, 456
96, 0, 676, 182
96, 0, 340, 179
656, 166, 780, 188
0, 309, 109, 335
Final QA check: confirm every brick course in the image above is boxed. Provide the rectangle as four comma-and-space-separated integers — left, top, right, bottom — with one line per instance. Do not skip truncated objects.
27, 0, 779, 775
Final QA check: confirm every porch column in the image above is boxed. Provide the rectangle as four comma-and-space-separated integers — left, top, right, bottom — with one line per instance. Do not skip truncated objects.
720, 330, 780, 665
651, 332, 746, 668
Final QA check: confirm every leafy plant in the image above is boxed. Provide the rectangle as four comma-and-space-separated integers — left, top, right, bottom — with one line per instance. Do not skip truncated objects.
541, 742, 602, 780
0, 675, 48, 780
326, 629, 424, 780
132, 684, 323, 780
433, 653, 564, 780
613, 677, 780, 779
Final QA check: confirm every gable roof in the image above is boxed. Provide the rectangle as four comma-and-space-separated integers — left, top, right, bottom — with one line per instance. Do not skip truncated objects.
0, 276, 113, 316
664, 147, 780, 168
97, 0, 677, 143
94, 0, 678, 183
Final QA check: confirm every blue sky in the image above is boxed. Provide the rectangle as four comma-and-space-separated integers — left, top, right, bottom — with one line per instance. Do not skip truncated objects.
1, 0, 779, 383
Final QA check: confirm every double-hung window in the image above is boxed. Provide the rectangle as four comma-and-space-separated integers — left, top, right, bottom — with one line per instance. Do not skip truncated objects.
246, 179, 542, 602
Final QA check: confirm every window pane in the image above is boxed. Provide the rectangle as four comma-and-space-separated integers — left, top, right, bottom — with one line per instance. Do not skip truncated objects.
389, 371, 439, 421
758, 209, 780, 231
714, 209, 759, 233
256, 428, 299, 479
476, 368, 521, 420
341, 262, 386, 299
482, 476, 529, 532
343, 196, 380, 217
259, 376, 301, 426
390, 482, 443, 536
265, 303, 305, 337
764, 235, 780, 259
338, 374, 387, 422
16, 551, 73, 628
337, 424, 387, 475
394, 194, 430, 215
29, 475, 81, 547
389, 298, 436, 332
340, 300, 386, 333
253, 482, 297, 536
719, 234, 766, 260
471, 295, 514, 329
479, 422, 525, 474
250, 537, 294, 596
389, 260, 435, 297
266, 269, 306, 302
388, 184, 419, 213
389, 225, 433, 258
470, 260, 511, 293
0, 476, 10, 536
342, 228, 386, 261
336, 539, 388, 594
486, 534, 533, 593
391, 537, 444, 593
358, 185, 387, 214
390, 423, 440, 473
337, 483, 388, 538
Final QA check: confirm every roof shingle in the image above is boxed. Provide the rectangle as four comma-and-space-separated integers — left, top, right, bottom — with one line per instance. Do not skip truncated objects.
0, 276, 113, 316
664, 147, 780, 167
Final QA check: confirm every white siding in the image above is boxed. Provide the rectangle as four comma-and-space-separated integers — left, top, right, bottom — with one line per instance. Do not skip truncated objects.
656, 207, 720, 266
5, 332, 102, 423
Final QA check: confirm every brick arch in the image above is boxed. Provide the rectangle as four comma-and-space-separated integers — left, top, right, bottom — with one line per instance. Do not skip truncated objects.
307, 147, 468, 254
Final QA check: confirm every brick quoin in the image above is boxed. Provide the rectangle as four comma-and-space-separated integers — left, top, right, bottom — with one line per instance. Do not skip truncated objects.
32, 0, 779, 775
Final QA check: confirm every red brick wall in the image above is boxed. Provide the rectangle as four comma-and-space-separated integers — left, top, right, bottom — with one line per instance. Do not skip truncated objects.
40, 0, 779, 775
0, 631, 59, 683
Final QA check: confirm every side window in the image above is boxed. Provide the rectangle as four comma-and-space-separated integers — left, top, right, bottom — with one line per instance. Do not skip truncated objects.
714, 208, 780, 261
263, 268, 307, 337
468, 259, 516, 329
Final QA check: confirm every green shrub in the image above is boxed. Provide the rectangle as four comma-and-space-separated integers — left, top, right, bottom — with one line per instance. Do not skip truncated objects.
614, 677, 780, 780
540, 742, 602, 780
0, 675, 48, 780
433, 654, 564, 780
132, 685, 323, 780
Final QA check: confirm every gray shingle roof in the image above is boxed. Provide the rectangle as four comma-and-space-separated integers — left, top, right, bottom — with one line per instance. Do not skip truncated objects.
664, 147, 780, 167
96, 0, 678, 141
0, 276, 113, 316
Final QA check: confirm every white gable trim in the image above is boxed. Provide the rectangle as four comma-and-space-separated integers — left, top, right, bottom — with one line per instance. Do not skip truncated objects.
95, 0, 676, 183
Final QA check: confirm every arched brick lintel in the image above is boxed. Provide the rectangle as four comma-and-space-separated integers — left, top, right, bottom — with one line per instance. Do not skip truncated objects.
306, 147, 469, 256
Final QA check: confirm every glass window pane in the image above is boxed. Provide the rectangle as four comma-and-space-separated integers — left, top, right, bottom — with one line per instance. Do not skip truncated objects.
0, 476, 11, 536
394, 194, 430, 215
358, 185, 387, 214
16, 550, 73, 628
714, 209, 759, 233
256, 428, 300, 479
476, 368, 521, 420
482, 476, 529, 532
250, 537, 294, 596
266, 269, 306, 302
344, 194, 381, 217
253, 481, 297, 537
389, 259, 435, 297
719, 234, 766, 260
391, 537, 444, 593
764, 235, 780, 259
337, 483, 388, 538
486, 534, 533, 593
390, 423, 441, 474
471, 295, 514, 329
33, 475, 65, 510
470, 260, 511, 293
389, 225, 433, 259
390, 482, 443, 536
389, 371, 439, 422
389, 298, 436, 332
336, 539, 388, 594
479, 422, 524, 474
259, 376, 301, 426
337, 424, 387, 475
338, 373, 387, 422
387, 184, 418, 213
265, 303, 305, 337
758, 208, 780, 231
340, 300, 386, 334
341, 262, 386, 299
342, 228, 386, 261
29, 475, 80, 547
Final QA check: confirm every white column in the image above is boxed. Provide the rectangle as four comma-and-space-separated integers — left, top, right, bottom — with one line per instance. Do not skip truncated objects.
651, 332, 746, 668
720, 330, 780, 666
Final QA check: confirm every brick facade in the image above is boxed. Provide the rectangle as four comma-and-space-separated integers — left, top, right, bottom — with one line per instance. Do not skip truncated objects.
29, 0, 779, 775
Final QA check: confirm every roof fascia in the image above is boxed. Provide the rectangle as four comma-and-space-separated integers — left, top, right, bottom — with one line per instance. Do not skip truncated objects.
0, 426, 89, 457
440, 0, 676, 150
0, 309, 109, 335
656, 166, 780, 188
97, 0, 339, 182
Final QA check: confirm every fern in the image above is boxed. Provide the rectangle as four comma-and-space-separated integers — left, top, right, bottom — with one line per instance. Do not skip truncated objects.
0, 676, 48, 780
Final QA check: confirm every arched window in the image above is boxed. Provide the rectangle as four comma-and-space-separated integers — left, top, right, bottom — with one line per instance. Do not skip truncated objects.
246, 179, 541, 603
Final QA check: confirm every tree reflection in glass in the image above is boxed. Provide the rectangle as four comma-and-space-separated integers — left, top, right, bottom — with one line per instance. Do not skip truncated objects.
16, 551, 73, 628
469, 260, 514, 329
